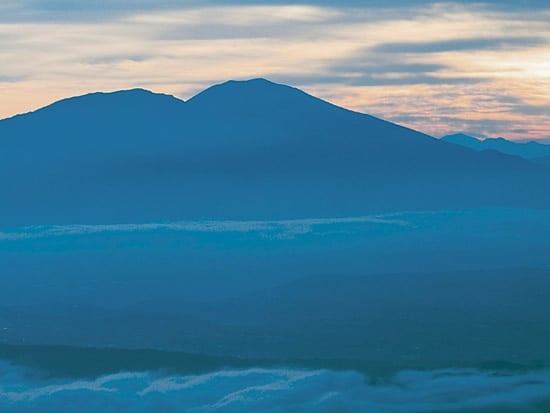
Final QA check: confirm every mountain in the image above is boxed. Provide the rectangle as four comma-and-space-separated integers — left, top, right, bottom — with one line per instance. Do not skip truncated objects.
3, 268, 550, 362
533, 155, 550, 166
441, 133, 550, 159
439, 133, 481, 149
1, 78, 549, 225
1, 80, 550, 365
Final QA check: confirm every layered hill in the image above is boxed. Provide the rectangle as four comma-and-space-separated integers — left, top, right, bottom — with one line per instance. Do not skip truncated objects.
441, 133, 550, 159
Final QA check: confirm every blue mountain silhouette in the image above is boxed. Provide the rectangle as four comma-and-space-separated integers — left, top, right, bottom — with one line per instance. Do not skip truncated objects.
533, 154, 550, 166
1, 78, 548, 225
441, 133, 550, 159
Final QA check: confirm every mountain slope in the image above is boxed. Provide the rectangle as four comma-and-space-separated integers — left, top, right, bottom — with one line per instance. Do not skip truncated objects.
533, 155, 550, 166
442, 133, 550, 159
0, 79, 548, 225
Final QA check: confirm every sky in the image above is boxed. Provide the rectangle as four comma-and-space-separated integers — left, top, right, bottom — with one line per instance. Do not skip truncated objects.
1, 0, 549, 140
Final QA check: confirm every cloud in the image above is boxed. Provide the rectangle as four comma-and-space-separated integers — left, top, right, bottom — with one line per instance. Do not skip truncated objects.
372, 37, 547, 54
348, 74, 488, 87
0, 363, 549, 412
0, 2, 343, 24
0, 74, 28, 83
3, 1, 550, 23
1, 371, 146, 402
0, 1, 549, 140
0, 215, 409, 242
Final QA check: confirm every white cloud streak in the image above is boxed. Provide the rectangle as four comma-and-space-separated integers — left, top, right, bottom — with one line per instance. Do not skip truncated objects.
0, 215, 408, 241
0, 363, 549, 412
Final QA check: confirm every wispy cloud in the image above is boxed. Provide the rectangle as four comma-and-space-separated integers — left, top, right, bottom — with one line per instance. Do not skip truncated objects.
372, 36, 547, 54
1, 363, 549, 412
1, 371, 145, 402
0, 215, 408, 241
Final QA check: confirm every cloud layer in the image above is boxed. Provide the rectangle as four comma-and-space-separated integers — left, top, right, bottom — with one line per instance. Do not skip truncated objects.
0, 1, 549, 140
0, 215, 408, 241
1, 363, 549, 412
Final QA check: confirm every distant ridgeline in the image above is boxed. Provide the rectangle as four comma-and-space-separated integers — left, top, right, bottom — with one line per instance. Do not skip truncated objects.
441, 133, 550, 165
0, 78, 549, 225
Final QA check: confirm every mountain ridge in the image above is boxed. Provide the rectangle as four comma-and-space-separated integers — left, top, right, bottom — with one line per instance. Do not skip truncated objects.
441, 133, 550, 159
0, 79, 548, 225
0, 88, 185, 123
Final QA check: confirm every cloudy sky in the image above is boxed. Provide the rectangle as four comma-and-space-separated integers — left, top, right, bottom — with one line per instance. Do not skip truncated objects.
1, 0, 549, 140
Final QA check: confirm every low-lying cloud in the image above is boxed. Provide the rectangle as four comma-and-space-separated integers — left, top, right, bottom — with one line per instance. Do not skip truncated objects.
0, 215, 408, 241
0, 363, 549, 412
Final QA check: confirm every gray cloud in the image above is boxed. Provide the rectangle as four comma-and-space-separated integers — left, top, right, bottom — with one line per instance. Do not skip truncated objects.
315, 44, 492, 88
85, 55, 151, 65
2, 1, 549, 23
393, 114, 523, 135
1, 363, 549, 412
273, 72, 488, 88
0, 74, 28, 82
223, 0, 550, 10
347, 74, 489, 87
352, 85, 550, 139
372, 36, 548, 54
349, 62, 447, 74
513, 104, 550, 117
154, 22, 325, 41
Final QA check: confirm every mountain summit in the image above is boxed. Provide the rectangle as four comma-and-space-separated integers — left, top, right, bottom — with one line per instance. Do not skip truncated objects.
188, 78, 315, 109
0, 79, 548, 225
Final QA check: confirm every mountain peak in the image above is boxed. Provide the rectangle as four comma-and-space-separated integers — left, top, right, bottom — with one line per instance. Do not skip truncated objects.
181, 78, 385, 135
221, 78, 277, 86
190, 77, 300, 97
441, 133, 482, 148
50, 88, 183, 107
206, 77, 286, 90
10, 88, 185, 122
